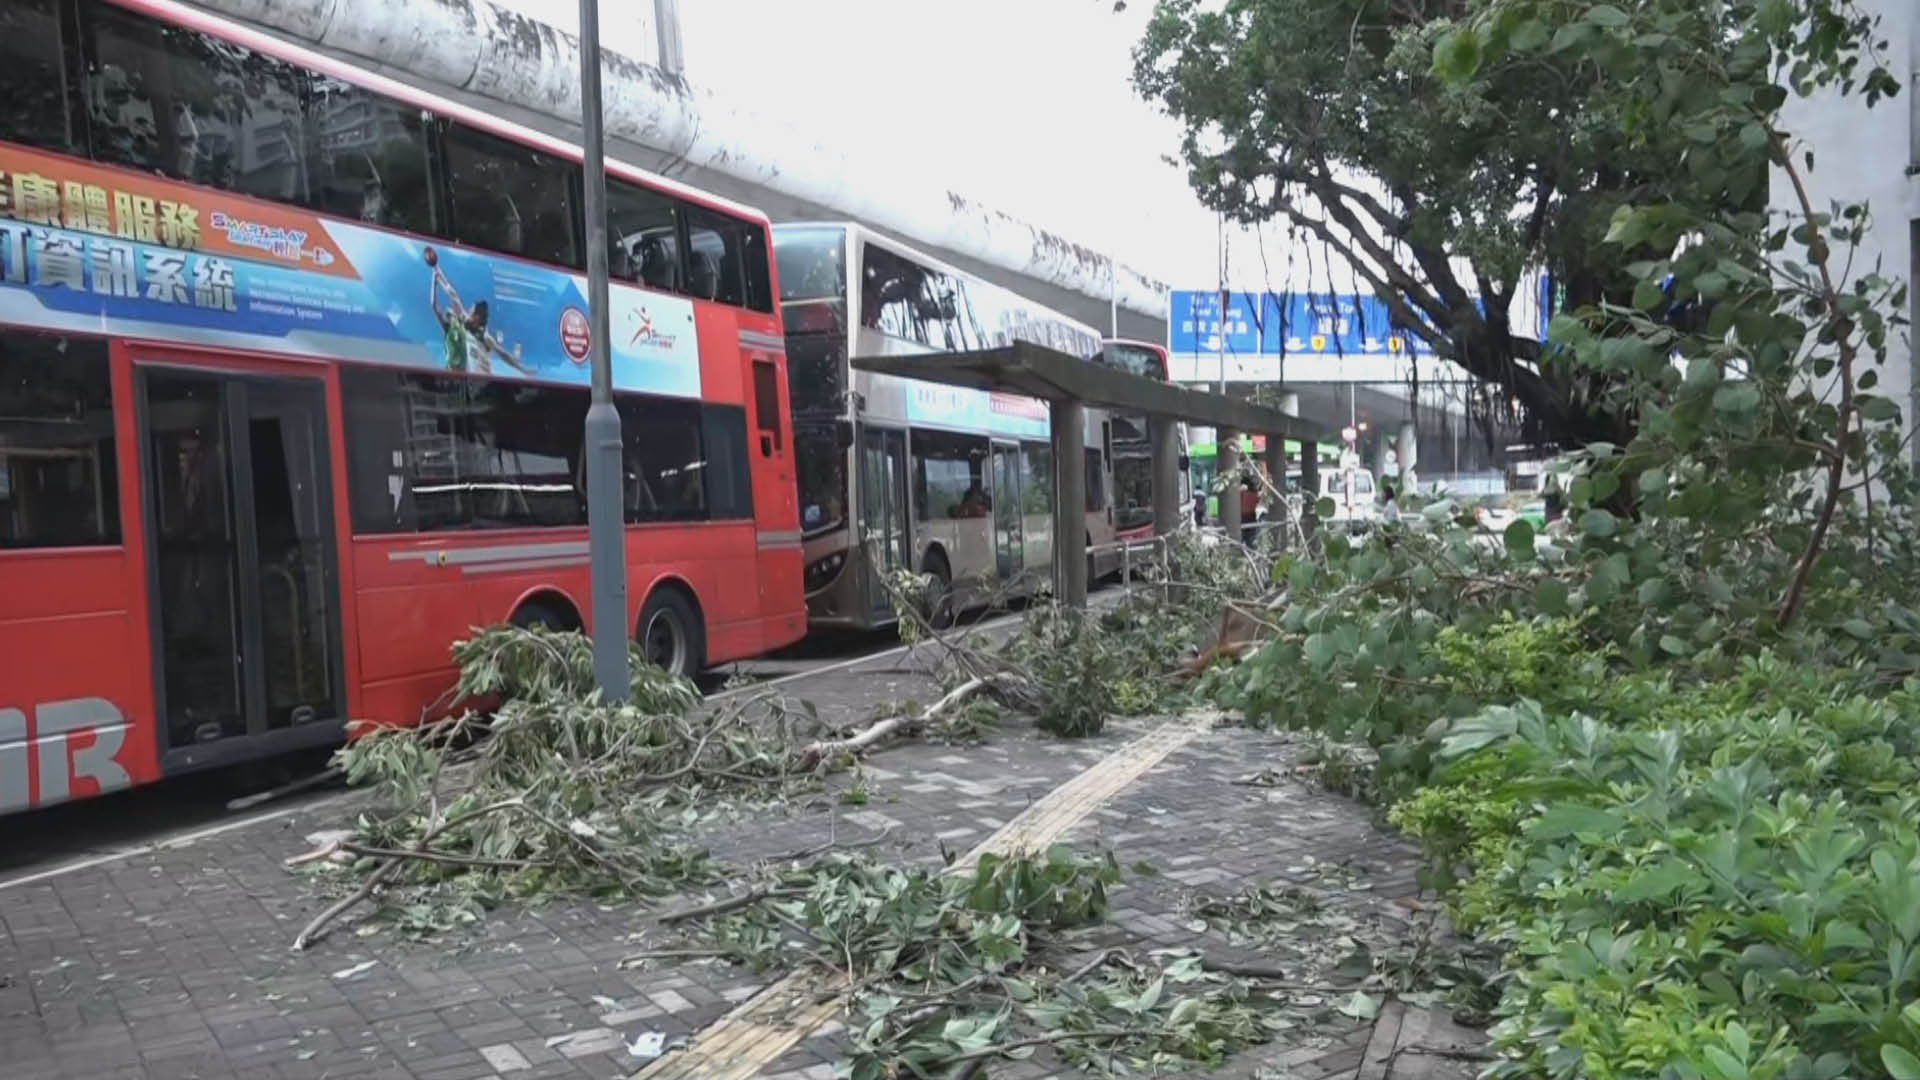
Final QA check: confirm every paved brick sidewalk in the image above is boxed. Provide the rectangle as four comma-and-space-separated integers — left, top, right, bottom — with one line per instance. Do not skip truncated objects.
0, 638, 1486, 1080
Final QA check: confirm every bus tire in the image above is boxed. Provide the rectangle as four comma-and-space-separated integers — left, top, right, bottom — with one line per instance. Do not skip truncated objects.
510, 597, 579, 632
637, 586, 704, 680
921, 551, 955, 630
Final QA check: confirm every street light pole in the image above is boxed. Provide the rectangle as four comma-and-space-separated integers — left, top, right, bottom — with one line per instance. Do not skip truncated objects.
579, 0, 629, 702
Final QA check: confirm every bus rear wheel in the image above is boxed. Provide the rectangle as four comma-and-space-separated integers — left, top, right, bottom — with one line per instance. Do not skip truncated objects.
638, 587, 704, 680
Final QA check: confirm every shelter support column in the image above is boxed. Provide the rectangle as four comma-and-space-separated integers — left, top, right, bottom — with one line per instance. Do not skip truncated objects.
1051, 398, 1088, 609
1300, 440, 1321, 542
1151, 416, 1182, 536
1217, 427, 1242, 539
1269, 392, 1299, 551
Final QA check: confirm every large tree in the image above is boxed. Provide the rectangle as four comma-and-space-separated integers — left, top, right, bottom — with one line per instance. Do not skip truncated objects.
1130, 0, 1773, 448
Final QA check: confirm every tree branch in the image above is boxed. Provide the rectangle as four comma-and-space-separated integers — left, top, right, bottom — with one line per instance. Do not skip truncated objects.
1772, 130, 1856, 629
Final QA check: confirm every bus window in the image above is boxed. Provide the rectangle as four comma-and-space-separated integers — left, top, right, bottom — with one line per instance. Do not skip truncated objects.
618, 396, 707, 521
684, 208, 746, 307
0, 332, 119, 548
305, 78, 439, 235
608, 179, 682, 292
912, 430, 987, 521
699, 406, 754, 520
86, 3, 310, 203
443, 125, 580, 268
0, 0, 75, 152
1084, 448, 1106, 512
776, 227, 846, 304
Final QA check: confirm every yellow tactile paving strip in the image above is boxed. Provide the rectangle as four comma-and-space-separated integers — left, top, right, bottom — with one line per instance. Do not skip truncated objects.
632, 710, 1220, 1080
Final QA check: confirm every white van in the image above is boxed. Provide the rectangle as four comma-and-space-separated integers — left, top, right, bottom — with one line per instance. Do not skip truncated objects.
1285, 468, 1379, 532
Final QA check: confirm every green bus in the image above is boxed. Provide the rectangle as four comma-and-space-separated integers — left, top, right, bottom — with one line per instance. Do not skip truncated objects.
1187, 434, 1338, 520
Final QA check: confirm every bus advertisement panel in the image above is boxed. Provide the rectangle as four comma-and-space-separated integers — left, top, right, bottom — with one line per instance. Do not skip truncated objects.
0, 143, 703, 398
903, 384, 1050, 441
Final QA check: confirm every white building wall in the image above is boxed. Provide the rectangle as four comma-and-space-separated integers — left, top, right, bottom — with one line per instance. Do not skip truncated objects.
1774, 0, 1919, 460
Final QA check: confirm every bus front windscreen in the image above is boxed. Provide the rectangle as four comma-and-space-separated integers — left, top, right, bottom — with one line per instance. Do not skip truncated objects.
775, 227, 847, 304
1103, 343, 1167, 381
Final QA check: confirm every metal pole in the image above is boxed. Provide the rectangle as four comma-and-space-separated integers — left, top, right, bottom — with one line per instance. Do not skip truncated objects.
1050, 399, 1088, 609
1109, 254, 1119, 339
1216, 213, 1227, 396
653, 0, 684, 78
580, 0, 630, 702
1216, 288, 1228, 396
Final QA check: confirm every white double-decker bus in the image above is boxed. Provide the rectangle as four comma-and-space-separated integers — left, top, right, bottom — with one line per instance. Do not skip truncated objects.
773, 223, 1121, 628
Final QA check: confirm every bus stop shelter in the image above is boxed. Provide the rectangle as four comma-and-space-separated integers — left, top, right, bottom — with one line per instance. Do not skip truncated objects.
853, 341, 1337, 608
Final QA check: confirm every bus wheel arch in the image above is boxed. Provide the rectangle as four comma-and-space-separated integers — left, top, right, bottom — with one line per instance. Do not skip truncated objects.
635, 579, 706, 680
508, 589, 583, 632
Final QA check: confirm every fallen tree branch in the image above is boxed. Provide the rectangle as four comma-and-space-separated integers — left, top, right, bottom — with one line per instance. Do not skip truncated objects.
768, 826, 896, 864
933, 1026, 1174, 1068
657, 885, 808, 925
618, 947, 736, 966
293, 797, 525, 950
795, 674, 1020, 768
337, 842, 545, 871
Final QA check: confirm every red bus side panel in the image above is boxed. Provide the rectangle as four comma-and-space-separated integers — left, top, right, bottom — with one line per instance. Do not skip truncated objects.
0, 549, 156, 811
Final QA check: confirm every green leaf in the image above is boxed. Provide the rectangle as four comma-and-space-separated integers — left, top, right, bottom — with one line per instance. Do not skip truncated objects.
1315, 496, 1336, 519
1714, 383, 1762, 415
1509, 18, 1549, 50
1548, 21, 1587, 53
1862, 396, 1901, 422
1842, 618, 1876, 641
1632, 277, 1667, 312
1533, 803, 1624, 839
1616, 860, 1706, 903
1536, 579, 1570, 615
1659, 634, 1691, 656
1503, 518, 1536, 557
1585, 4, 1630, 28
1337, 990, 1381, 1020
1882, 1045, 1920, 1080
1685, 357, 1723, 389
1705, 1045, 1749, 1080
1725, 1021, 1750, 1063
1304, 633, 1336, 671
1432, 28, 1484, 83
1580, 508, 1619, 538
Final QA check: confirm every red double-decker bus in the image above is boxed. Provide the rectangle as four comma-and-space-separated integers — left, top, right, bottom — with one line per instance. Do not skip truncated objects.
0, 0, 805, 813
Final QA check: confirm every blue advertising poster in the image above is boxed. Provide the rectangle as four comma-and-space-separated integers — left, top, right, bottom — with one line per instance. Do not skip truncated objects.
0, 142, 703, 398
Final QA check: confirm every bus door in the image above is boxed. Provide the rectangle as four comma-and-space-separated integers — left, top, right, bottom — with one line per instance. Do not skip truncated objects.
990, 441, 1025, 588
747, 355, 802, 624
857, 426, 910, 621
138, 366, 345, 772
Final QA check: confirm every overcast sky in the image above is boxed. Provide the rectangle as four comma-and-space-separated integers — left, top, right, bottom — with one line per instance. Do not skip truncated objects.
497, 0, 1289, 293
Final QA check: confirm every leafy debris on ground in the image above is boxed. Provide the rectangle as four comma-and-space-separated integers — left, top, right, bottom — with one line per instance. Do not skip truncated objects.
291, 625, 833, 948
655, 845, 1312, 1078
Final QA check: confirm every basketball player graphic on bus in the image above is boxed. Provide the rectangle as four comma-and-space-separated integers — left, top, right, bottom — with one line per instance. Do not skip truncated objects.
425, 247, 531, 376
